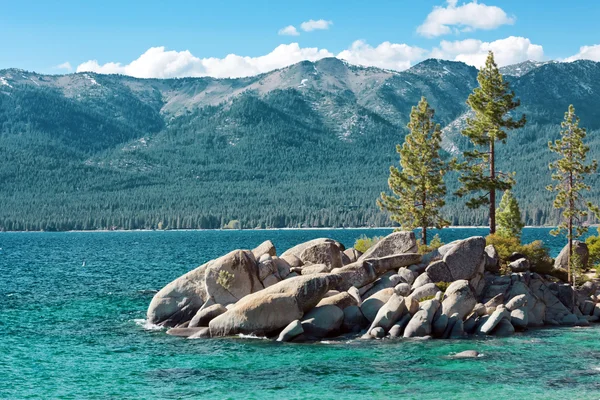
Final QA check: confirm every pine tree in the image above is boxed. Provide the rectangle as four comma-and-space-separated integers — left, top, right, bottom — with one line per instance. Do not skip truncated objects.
455, 51, 526, 234
378, 97, 449, 245
547, 104, 600, 285
496, 190, 524, 240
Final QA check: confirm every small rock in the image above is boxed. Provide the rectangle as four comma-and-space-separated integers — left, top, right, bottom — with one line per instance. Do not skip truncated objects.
394, 283, 411, 297
509, 258, 530, 273
370, 327, 386, 338
277, 320, 304, 342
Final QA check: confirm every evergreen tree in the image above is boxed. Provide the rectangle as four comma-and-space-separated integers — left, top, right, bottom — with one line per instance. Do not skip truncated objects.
496, 190, 524, 240
547, 104, 600, 285
378, 97, 449, 245
455, 51, 526, 234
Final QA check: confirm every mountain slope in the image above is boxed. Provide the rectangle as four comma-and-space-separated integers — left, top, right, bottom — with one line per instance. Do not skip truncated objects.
0, 58, 599, 230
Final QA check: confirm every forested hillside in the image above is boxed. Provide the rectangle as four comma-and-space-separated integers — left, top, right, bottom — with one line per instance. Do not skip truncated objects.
1, 58, 599, 230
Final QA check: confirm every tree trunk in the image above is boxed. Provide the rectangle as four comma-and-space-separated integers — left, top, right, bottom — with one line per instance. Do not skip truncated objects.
422, 192, 427, 246
490, 140, 496, 234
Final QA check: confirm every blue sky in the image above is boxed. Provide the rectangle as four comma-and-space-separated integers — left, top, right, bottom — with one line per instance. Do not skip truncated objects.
1, 0, 599, 77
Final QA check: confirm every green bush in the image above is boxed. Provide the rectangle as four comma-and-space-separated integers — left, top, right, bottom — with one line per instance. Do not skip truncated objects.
485, 234, 553, 273
354, 235, 383, 253
435, 281, 451, 293
585, 232, 600, 268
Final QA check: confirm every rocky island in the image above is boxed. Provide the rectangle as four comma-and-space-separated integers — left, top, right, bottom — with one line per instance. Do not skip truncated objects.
146, 231, 600, 342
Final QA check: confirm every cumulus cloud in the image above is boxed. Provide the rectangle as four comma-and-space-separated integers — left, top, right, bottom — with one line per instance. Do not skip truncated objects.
300, 19, 333, 32
337, 40, 427, 71
55, 62, 72, 71
278, 25, 299, 36
77, 44, 334, 79
563, 44, 600, 62
417, 0, 515, 38
76, 36, 547, 79
430, 36, 544, 67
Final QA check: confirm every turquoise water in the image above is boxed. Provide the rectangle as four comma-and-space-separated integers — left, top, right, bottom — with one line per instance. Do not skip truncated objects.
1, 228, 599, 399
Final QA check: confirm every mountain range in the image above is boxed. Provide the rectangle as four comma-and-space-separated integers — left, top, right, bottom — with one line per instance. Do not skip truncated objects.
1, 57, 599, 231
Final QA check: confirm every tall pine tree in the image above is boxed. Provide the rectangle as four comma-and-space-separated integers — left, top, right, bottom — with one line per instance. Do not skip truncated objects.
455, 51, 526, 234
496, 190, 524, 241
547, 104, 600, 284
378, 97, 449, 245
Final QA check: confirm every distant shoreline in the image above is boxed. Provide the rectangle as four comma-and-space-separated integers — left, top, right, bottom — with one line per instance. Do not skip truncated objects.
0, 225, 569, 233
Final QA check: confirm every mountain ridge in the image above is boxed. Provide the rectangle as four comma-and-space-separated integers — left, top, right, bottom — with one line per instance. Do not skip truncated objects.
1, 57, 599, 230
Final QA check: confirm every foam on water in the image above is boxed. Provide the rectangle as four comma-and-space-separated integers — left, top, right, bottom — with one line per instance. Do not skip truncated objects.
134, 319, 163, 331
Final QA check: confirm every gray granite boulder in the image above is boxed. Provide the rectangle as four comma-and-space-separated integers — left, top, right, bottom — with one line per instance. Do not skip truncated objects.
277, 320, 304, 342
441, 280, 477, 320
403, 299, 440, 338
360, 288, 395, 322
300, 305, 344, 338
188, 304, 227, 328
368, 293, 407, 332
299, 242, 343, 271
358, 231, 418, 261
342, 305, 368, 333
204, 250, 263, 306
509, 258, 530, 273
147, 263, 209, 327
443, 237, 486, 281
209, 274, 336, 337
317, 291, 358, 310
410, 283, 441, 302
252, 240, 276, 259
484, 245, 500, 273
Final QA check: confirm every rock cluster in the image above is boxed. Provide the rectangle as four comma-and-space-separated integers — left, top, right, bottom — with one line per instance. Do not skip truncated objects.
146, 232, 600, 342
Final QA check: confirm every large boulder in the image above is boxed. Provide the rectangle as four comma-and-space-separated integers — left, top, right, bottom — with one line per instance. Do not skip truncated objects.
299, 242, 343, 271
358, 231, 418, 261
330, 253, 421, 291
403, 299, 440, 338
442, 237, 486, 281
317, 291, 358, 309
410, 283, 441, 302
209, 274, 336, 336
342, 305, 368, 333
484, 245, 500, 273
252, 240, 276, 259
554, 240, 589, 272
188, 303, 227, 327
300, 305, 344, 338
301, 264, 331, 275
441, 280, 477, 320
479, 306, 510, 334
281, 238, 339, 259
147, 263, 209, 327
360, 288, 395, 322
204, 250, 263, 306
425, 261, 453, 283
368, 294, 407, 333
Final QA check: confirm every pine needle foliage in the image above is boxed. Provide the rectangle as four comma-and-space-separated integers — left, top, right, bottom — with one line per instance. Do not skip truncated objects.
454, 51, 526, 234
547, 104, 600, 284
378, 97, 449, 245
496, 190, 524, 241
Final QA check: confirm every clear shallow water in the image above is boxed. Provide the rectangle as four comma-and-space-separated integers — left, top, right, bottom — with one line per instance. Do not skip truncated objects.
1, 228, 599, 399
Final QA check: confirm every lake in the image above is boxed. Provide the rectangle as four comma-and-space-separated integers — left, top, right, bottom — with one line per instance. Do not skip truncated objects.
1, 228, 599, 399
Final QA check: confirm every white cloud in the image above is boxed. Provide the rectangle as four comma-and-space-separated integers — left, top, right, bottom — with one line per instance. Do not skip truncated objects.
77, 44, 334, 79
76, 36, 547, 79
300, 19, 333, 32
278, 25, 299, 36
431, 36, 544, 67
56, 62, 72, 71
563, 44, 600, 62
417, 0, 515, 38
337, 40, 427, 71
